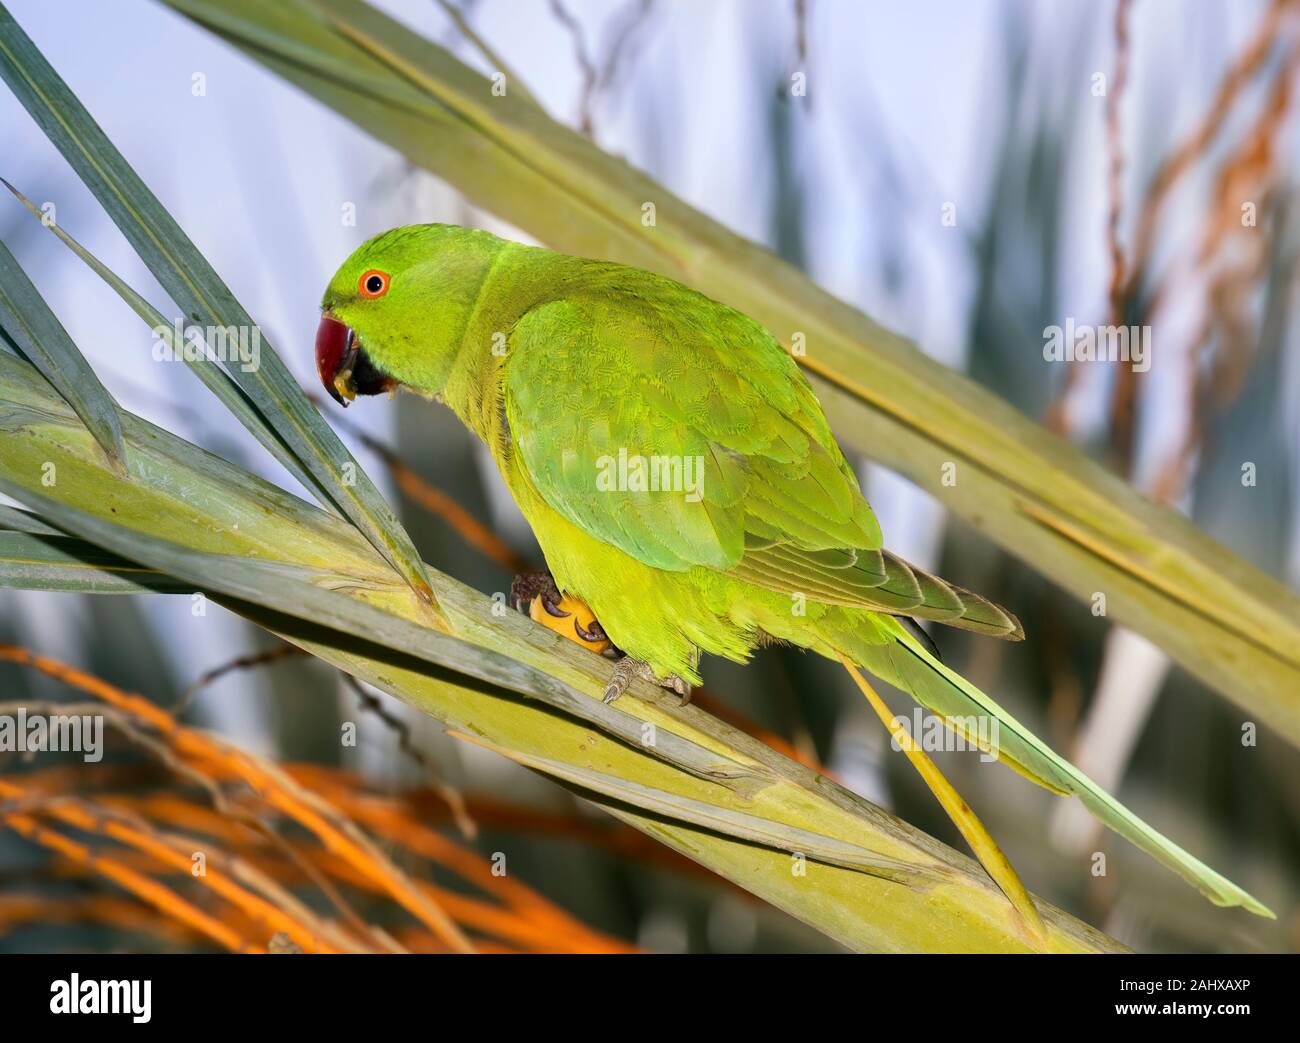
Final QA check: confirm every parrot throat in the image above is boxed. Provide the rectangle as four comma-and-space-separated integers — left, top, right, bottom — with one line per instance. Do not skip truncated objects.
443, 351, 511, 460
437, 284, 515, 450
436, 243, 581, 456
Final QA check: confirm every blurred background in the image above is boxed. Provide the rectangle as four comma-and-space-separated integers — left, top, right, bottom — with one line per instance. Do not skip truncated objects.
0, 0, 1297, 952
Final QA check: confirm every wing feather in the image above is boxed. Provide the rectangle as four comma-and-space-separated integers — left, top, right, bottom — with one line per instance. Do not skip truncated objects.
502, 266, 1021, 640
504, 273, 879, 575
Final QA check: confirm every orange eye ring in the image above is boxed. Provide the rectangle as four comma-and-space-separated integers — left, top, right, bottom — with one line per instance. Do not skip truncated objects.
358, 269, 390, 299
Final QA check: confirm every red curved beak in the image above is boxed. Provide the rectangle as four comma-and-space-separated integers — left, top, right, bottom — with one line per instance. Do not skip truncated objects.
316, 313, 357, 406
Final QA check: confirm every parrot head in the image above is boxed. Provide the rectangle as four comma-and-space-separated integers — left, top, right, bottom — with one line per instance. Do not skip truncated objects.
316, 224, 505, 406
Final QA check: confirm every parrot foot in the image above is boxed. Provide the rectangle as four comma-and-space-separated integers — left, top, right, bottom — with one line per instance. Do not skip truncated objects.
602, 656, 693, 706
510, 571, 566, 617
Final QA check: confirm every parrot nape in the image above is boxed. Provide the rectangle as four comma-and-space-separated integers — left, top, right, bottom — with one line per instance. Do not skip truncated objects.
315, 224, 1270, 919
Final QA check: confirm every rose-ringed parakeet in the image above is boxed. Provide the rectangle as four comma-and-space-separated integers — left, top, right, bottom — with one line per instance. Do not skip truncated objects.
316, 223, 1270, 918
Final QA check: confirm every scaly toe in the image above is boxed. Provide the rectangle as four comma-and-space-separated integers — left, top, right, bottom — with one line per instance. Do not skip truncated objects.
662, 675, 692, 706
603, 656, 652, 704
603, 657, 692, 706
509, 571, 562, 615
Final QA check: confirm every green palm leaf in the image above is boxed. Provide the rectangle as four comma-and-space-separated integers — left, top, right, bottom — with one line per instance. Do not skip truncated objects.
0, 3, 435, 610
0, 239, 125, 473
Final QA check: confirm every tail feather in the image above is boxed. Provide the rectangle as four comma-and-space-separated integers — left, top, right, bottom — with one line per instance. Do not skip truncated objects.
835, 614, 1273, 918
733, 543, 1024, 639
938, 582, 1024, 640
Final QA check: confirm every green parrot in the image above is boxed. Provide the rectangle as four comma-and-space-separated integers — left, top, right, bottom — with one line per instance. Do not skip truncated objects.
316, 223, 1271, 918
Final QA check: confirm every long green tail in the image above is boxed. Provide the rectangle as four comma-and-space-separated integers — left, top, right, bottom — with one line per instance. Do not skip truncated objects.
840, 614, 1273, 918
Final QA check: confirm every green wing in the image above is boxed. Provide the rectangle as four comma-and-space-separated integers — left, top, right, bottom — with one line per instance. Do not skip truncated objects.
503, 269, 880, 570
503, 266, 1018, 637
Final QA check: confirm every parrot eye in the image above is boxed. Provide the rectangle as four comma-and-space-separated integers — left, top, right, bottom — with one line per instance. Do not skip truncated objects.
358, 270, 390, 299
